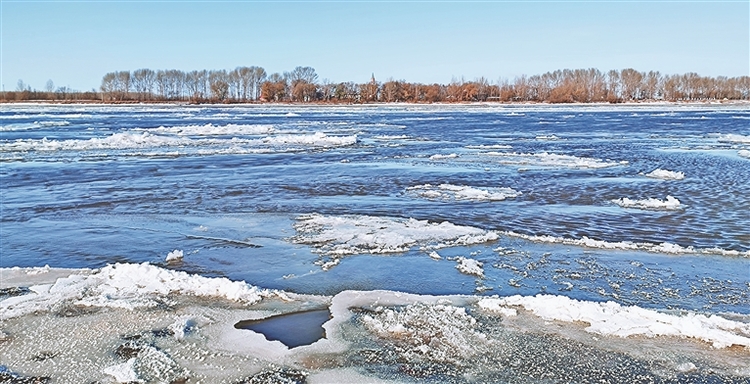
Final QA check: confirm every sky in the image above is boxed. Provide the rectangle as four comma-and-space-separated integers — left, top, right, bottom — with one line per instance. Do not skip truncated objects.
1, 0, 748, 92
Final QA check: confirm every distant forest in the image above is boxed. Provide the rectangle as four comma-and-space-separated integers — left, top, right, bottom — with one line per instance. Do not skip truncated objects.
5, 66, 750, 104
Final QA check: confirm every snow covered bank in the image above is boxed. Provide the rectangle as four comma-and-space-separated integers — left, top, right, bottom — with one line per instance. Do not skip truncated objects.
2, 268, 748, 382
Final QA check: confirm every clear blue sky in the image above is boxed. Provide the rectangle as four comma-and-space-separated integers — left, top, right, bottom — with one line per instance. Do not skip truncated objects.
2, 0, 748, 92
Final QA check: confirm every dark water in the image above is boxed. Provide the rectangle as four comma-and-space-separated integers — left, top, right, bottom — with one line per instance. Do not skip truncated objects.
1, 104, 748, 313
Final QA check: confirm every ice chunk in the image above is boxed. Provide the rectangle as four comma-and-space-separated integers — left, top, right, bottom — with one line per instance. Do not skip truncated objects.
429, 153, 458, 160
455, 257, 484, 278
612, 195, 682, 210
407, 183, 521, 202
645, 169, 685, 180
165, 249, 183, 262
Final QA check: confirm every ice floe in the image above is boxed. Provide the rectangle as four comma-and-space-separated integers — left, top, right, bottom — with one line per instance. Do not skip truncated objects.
483, 151, 628, 169
714, 133, 750, 143
465, 144, 512, 150
505, 232, 750, 257
429, 153, 459, 160
612, 195, 682, 210
406, 183, 521, 202
292, 214, 498, 268
478, 294, 750, 349
645, 169, 685, 180
739, 150, 750, 159
165, 249, 184, 262
0, 131, 357, 154
146, 123, 276, 136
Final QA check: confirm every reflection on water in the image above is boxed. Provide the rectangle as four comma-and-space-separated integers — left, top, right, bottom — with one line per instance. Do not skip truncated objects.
235, 309, 331, 348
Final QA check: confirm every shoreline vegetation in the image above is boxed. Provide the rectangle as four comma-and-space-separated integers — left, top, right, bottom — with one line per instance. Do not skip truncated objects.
5, 66, 750, 105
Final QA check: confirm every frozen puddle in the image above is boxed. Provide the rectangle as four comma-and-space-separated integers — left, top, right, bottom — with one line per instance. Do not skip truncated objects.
235, 309, 330, 348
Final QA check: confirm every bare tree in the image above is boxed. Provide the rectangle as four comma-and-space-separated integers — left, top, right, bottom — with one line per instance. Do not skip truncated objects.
132, 68, 156, 101
100, 72, 117, 101
209, 70, 229, 101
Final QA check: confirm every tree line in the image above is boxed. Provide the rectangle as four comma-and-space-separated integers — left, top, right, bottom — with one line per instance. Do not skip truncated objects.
4, 66, 749, 103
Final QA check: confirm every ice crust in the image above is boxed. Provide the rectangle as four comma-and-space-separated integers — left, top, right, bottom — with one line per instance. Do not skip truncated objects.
612, 195, 682, 210
505, 232, 750, 257
645, 169, 685, 180
358, 302, 487, 364
1, 263, 269, 320
406, 183, 521, 202
483, 151, 627, 169
478, 294, 750, 349
2, 266, 749, 382
292, 214, 499, 268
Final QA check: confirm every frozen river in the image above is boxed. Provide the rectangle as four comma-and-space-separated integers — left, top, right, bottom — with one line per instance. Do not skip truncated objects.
1, 103, 749, 383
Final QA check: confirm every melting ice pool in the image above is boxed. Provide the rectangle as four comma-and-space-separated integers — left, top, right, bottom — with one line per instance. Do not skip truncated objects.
235, 309, 331, 348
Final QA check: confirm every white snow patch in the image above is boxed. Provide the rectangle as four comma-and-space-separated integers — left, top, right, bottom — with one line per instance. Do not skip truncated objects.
479, 294, 750, 349
406, 183, 521, 202
103, 358, 141, 383
0, 263, 270, 320
738, 150, 750, 159
645, 169, 685, 180
612, 195, 682, 210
